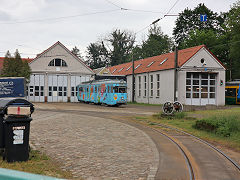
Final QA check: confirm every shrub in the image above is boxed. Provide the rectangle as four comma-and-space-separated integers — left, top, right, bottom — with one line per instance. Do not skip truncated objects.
193, 115, 240, 137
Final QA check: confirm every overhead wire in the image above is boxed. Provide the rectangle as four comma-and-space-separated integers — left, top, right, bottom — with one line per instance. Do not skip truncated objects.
135, 0, 181, 35
0, 9, 120, 24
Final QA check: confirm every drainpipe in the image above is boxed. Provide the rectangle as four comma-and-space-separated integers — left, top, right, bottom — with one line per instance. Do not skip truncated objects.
174, 46, 178, 102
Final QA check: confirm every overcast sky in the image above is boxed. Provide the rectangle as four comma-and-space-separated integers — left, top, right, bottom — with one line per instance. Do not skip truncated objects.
0, 0, 237, 58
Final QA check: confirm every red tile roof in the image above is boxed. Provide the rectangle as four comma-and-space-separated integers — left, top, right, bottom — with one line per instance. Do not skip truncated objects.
0, 57, 33, 70
108, 45, 224, 75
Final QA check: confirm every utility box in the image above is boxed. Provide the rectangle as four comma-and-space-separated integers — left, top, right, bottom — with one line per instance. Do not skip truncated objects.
0, 98, 34, 162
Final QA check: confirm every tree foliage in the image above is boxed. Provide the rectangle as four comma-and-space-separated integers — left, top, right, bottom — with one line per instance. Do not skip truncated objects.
86, 29, 135, 68
71, 46, 83, 59
227, 0, 240, 79
1, 50, 31, 83
85, 41, 109, 69
179, 29, 230, 66
106, 29, 135, 66
132, 25, 173, 59
173, 3, 225, 44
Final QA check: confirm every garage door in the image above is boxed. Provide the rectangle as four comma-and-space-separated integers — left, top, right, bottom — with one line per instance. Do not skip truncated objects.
70, 75, 90, 102
186, 72, 216, 105
27, 74, 45, 102
48, 75, 67, 102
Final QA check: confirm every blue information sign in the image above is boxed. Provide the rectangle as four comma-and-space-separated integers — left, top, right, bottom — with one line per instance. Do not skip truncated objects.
0, 78, 25, 98
200, 14, 207, 22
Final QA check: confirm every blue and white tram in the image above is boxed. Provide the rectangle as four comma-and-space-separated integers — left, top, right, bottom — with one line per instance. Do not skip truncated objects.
77, 79, 127, 106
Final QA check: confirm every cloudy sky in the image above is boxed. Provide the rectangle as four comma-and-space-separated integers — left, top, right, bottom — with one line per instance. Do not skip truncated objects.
0, 0, 237, 58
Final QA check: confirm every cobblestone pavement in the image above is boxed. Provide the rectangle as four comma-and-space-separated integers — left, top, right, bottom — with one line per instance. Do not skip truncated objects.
30, 106, 159, 180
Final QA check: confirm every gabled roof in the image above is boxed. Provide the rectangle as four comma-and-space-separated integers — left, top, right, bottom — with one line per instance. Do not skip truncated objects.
30, 41, 94, 73
0, 57, 33, 70
93, 67, 111, 75
108, 45, 224, 75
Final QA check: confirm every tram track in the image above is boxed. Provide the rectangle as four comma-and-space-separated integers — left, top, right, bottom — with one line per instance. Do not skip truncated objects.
36, 108, 196, 179
142, 124, 195, 180
35, 107, 240, 180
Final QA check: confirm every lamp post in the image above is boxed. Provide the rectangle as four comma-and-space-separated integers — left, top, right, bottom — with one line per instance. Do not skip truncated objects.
132, 53, 135, 102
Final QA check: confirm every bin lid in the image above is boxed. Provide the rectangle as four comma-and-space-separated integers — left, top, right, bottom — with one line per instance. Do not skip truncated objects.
0, 98, 34, 115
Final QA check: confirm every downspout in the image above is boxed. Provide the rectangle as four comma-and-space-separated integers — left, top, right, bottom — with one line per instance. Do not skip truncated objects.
174, 46, 178, 102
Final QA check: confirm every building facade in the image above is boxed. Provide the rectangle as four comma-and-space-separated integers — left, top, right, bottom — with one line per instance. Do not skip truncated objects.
108, 45, 226, 106
26, 41, 94, 102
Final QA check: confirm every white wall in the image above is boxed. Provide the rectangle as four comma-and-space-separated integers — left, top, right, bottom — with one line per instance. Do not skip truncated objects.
128, 69, 175, 104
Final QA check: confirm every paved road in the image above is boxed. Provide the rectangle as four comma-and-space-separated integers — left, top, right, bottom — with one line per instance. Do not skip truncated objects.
30, 103, 240, 180
31, 103, 160, 180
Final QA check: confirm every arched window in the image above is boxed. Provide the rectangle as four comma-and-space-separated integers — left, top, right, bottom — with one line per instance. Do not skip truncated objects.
48, 59, 67, 67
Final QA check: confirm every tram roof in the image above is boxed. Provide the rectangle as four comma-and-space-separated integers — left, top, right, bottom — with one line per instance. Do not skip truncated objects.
226, 81, 240, 86
78, 79, 126, 85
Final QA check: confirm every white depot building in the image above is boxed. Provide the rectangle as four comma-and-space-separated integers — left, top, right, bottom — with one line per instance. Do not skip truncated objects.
108, 45, 226, 106
26, 41, 94, 102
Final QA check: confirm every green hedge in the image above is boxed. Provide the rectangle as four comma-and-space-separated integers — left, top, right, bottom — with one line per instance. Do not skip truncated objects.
193, 115, 240, 137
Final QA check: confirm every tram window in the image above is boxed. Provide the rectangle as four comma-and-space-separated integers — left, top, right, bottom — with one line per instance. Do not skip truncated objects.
113, 87, 119, 93
111, 86, 113, 93
119, 87, 126, 93
225, 88, 236, 97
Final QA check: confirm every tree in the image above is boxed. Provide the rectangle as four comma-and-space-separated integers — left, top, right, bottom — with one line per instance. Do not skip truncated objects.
173, 3, 225, 44
85, 41, 109, 69
1, 50, 31, 83
227, 1, 240, 80
86, 29, 136, 67
180, 29, 229, 63
71, 46, 83, 59
132, 25, 173, 59
106, 29, 136, 66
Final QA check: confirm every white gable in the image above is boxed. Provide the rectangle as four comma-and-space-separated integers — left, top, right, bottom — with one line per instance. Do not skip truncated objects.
30, 42, 94, 74
181, 47, 225, 70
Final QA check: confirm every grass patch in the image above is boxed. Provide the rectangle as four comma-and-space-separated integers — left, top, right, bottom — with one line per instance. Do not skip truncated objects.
134, 108, 240, 151
0, 149, 73, 179
127, 102, 162, 107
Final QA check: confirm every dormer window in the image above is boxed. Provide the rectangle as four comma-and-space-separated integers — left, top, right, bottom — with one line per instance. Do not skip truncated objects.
112, 69, 117, 73
118, 68, 124, 72
48, 58, 67, 67
126, 66, 132, 71
160, 58, 168, 65
147, 61, 155, 67
135, 64, 141, 70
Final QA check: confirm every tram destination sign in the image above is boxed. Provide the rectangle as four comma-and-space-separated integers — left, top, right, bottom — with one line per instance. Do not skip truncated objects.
0, 77, 25, 98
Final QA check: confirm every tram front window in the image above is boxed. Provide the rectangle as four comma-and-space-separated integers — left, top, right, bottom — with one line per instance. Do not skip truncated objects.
113, 86, 126, 93
119, 87, 126, 93
225, 88, 236, 97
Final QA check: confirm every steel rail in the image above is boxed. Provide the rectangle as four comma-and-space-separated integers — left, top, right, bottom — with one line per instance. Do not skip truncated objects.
146, 126, 195, 180
153, 122, 240, 172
